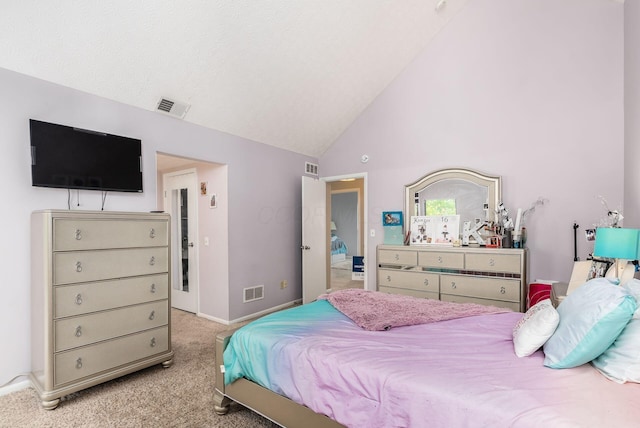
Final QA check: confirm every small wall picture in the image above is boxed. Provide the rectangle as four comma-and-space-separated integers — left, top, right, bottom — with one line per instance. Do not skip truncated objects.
210, 194, 217, 209
585, 229, 595, 242
382, 211, 403, 226
200, 181, 208, 196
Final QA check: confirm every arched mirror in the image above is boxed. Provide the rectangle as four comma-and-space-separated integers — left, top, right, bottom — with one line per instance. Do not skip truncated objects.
404, 168, 501, 238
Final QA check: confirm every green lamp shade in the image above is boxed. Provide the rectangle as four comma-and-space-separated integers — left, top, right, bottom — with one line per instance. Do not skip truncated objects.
593, 228, 640, 260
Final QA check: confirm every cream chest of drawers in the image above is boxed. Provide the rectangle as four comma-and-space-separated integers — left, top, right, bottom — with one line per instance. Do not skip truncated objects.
377, 245, 527, 312
30, 210, 174, 409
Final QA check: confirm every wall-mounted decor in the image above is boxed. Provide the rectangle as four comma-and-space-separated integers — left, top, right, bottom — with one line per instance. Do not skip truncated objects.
200, 181, 208, 196
210, 194, 217, 209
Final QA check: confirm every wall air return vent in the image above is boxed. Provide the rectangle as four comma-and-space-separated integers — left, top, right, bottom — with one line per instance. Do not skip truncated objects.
243, 285, 264, 303
156, 97, 190, 119
305, 162, 319, 176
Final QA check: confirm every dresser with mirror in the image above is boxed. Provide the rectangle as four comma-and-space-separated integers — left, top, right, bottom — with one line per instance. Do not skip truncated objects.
377, 168, 528, 312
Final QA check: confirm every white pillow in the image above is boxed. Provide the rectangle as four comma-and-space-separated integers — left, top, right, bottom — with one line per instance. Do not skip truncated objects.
592, 279, 640, 383
512, 298, 559, 357
543, 278, 637, 369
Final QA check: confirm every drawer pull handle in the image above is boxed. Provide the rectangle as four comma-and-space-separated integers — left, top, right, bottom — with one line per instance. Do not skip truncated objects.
500, 286, 506, 294
76, 261, 83, 272
489, 258, 495, 267
424, 279, 429, 286
75, 326, 82, 337
150, 283, 156, 293
76, 358, 83, 369
450, 281, 457, 289
149, 256, 156, 266
149, 310, 155, 321
386, 275, 391, 282
150, 337, 156, 348
75, 294, 83, 305
75, 229, 82, 240
437, 256, 443, 264
150, 228, 156, 238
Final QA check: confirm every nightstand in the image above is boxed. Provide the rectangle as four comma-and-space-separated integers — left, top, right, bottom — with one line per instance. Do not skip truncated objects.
550, 282, 569, 307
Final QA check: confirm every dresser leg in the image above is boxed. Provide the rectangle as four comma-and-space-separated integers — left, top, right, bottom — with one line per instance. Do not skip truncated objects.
161, 358, 174, 368
42, 398, 60, 410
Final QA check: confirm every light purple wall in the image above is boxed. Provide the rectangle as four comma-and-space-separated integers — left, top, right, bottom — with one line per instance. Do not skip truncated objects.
0, 67, 310, 386
625, 0, 640, 227
320, 0, 624, 286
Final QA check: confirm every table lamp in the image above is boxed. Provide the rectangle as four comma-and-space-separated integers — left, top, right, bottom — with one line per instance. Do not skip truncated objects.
593, 227, 640, 284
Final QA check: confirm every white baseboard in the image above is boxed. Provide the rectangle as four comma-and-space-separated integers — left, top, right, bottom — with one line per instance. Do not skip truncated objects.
0, 379, 31, 397
197, 299, 301, 325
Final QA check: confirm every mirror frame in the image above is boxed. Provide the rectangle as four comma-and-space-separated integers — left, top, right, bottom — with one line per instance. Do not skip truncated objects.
404, 168, 502, 227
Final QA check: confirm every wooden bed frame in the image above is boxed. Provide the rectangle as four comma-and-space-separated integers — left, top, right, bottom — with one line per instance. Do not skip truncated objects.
213, 329, 344, 428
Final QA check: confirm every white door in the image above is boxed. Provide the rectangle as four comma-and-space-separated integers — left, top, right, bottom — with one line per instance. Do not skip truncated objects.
302, 176, 327, 304
164, 169, 199, 313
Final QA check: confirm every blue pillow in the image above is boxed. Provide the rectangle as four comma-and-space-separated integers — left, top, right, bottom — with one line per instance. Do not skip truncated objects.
543, 278, 637, 369
592, 279, 640, 383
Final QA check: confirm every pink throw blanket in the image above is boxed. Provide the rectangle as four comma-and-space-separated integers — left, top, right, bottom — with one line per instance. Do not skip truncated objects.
320, 289, 511, 331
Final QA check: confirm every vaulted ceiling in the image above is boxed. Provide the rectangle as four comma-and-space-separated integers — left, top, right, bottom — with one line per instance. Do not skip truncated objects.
0, 1, 469, 157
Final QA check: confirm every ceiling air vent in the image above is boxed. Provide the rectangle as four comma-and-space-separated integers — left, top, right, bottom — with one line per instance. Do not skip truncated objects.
305, 162, 319, 176
156, 97, 190, 119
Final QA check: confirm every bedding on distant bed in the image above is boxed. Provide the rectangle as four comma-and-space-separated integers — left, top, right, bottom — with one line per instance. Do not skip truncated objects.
330, 234, 348, 256
223, 290, 640, 428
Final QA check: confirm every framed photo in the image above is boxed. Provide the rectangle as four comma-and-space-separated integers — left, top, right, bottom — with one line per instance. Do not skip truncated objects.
382, 211, 403, 226
588, 258, 612, 280
200, 181, 208, 196
209, 194, 217, 209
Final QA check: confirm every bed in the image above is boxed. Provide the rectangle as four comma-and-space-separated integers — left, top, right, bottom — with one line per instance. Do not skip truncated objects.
214, 285, 640, 428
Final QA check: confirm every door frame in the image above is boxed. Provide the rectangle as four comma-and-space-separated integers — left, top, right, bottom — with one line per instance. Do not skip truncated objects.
163, 168, 200, 313
323, 172, 370, 291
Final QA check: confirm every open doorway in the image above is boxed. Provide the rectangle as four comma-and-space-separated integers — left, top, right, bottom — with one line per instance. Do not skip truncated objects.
156, 153, 229, 317
328, 178, 365, 291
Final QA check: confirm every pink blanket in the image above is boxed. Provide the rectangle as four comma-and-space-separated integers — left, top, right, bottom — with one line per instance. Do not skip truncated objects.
320, 289, 510, 331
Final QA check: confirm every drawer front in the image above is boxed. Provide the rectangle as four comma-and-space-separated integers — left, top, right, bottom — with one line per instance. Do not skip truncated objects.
55, 274, 168, 318
440, 294, 520, 312
53, 218, 168, 251
418, 251, 464, 269
55, 300, 169, 352
465, 253, 522, 274
378, 249, 417, 266
377, 269, 439, 293
53, 248, 168, 285
378, 286, 439, 300
54, 326, 169, 387
440, 275, 521, 302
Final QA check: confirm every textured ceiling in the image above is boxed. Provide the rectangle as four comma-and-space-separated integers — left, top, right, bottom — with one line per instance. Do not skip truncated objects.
0, 0, 468, 157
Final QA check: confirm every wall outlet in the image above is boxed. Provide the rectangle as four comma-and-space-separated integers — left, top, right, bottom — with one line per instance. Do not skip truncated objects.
280, 280, 288, 289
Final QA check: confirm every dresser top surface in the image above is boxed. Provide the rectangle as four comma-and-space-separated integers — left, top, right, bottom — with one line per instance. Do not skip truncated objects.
378, 244, 526, 255
33, 209, 169, 220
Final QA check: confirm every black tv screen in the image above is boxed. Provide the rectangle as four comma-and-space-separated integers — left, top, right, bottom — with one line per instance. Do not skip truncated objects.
30, 119, 143, 193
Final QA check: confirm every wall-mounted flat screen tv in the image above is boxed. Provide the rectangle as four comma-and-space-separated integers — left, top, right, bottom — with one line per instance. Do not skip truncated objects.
30, 119, 143, 193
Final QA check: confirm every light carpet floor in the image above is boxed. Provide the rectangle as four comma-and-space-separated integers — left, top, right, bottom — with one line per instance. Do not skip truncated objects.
0, 309, 278, 428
